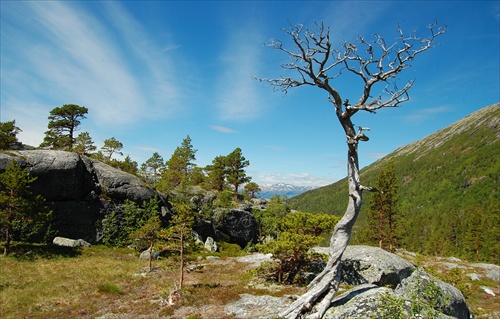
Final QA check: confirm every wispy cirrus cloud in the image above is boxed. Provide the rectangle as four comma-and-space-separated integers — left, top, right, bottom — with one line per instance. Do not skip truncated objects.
403, 106, 451, 125
1, 1, 184, 133
215, 21, 267, 121
210, 125, 237, 133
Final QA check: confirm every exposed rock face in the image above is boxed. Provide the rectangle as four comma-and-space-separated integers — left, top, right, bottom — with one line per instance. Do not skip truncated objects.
0, 150, 168, 243
341, 245, 415, 287
218, 209, 259, 248
326, 246, 472, 319
224, 294, 295, 319
225, 246, 473, 319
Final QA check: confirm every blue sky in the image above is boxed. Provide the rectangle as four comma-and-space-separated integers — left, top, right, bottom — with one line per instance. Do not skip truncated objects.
1, 1, 499, 187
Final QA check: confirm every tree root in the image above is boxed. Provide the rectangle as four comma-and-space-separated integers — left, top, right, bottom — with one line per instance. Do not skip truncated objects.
280, 258, 343, 319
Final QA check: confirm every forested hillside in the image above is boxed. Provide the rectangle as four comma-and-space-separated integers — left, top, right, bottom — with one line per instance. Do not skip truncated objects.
289, 103, 499, 263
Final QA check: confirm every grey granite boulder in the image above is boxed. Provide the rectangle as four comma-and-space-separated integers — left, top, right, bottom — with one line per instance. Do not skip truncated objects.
0, 150, 168, 243
224, 294, 294, 319
216, 209, 259, 248
341, 245, 415, 287
204, 237, 218, 252
53, 236, 91, 248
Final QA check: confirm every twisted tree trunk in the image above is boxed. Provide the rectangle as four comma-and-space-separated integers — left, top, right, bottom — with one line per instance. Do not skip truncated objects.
280, 108, 365, 319
257, 21, 445, 319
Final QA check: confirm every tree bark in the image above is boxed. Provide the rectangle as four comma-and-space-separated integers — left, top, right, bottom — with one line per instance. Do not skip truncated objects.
179, 231, 185, 289
280, 110, 365, 319
258, 21, 446, 319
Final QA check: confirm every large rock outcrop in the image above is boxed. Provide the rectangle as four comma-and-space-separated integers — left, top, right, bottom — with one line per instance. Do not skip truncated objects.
225, 246, 473, 319
215, 209, 259, 248
0, 150, 168, 242
324, 246, 472, 319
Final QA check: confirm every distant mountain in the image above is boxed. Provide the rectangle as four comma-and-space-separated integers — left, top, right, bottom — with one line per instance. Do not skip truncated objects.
259, 183, 318, 199
288, 103, 500, 263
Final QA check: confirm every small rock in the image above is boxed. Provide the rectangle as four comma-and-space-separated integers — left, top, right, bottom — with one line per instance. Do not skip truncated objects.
206, 256, 220, 260
186, 264, 204, 272
466, 273, 482, 281
470, 263, 500, 281
224, 294, 293, 318
205, 237, 218, 252
139, 248, 160, 260
236, 253, 274, 268
53, 236, 91, 248
480, 286, 496, 296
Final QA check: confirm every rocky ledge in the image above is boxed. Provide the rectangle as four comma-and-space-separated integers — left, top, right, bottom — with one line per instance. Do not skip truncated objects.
225, 245, 476, 319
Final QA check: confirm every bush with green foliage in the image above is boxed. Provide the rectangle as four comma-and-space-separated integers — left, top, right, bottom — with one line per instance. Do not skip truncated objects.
0, 160, 53, 255
100, 198, 159, 247
253, 195, 290, 240
257, 211, 339, 284
375, 269, 452, 319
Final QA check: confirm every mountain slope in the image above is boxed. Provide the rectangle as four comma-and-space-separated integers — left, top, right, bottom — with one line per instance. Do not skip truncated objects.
289, 103, 500, 263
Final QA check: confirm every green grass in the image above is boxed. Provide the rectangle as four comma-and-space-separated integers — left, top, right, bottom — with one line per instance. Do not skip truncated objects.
0, 242, 304, 319
2, 242, 496, 319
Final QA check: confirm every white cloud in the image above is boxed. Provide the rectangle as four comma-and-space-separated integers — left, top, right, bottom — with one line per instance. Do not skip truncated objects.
215, 22, 267, 121
404, 106, 451, 125
210, 125, 237, 133
1, 1, 185, 134
1, 99, 51, 147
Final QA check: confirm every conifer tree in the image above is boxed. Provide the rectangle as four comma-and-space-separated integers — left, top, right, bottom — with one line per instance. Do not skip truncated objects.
244, 182, 261, 199
258, 211, 338, 283
0, 120, 22, 150
205, 155, 227, 191
0, 160, 52, 255
73, 132, 96, 156
368, 161, 400, 252
160, 136, 197, 191
115, 155, 139, 175
142, 152, 165, 185
129, 215, 163, 271
161, 203, 195, 289
101, 137, 124, 162
40, 104, 88, 150
225, 147, 250, 201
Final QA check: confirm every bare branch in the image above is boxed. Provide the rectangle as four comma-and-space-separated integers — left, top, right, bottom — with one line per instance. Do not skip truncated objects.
257, 22, 446, 318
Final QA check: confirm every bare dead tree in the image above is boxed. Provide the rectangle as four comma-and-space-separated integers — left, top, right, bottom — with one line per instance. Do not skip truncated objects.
257, 21, 446, 319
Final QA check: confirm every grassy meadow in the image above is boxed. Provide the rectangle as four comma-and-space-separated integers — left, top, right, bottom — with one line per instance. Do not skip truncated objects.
1, 243, 498, 319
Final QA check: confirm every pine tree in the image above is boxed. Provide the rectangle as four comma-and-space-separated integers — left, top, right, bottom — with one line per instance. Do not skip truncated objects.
368, 161, 400, 252
257, 211, 338, 283
204, 155, 227, 191
161, 203, 195, 289
115, 155, 139, 175
143, 152, 165, 185
40, 104, 88, 150
129, 215, 163, 271
225, 147, 250, 201
160, 136, 197, 191
0, 160, 52, 255
244, 182, 261, 199
0, 120, 22, 150
101, 137, 124, 162
73, 132, 96, 155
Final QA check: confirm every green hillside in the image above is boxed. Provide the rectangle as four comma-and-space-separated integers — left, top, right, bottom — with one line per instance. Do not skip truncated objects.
289, 103, 500, 263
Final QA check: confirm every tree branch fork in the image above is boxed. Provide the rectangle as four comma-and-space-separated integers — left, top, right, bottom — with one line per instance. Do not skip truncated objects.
256, 20, 445, 319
